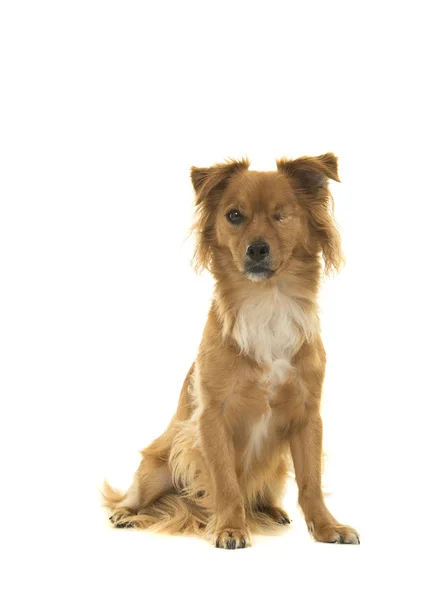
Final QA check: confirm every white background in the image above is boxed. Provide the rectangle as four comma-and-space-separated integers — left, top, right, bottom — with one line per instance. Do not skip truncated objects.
1, 1, 427, 598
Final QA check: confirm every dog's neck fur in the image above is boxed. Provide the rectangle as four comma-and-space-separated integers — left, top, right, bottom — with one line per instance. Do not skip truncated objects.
213, 256, 321, 366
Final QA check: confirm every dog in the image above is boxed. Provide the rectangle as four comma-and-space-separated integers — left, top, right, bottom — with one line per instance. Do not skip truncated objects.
103, 153, 360, 548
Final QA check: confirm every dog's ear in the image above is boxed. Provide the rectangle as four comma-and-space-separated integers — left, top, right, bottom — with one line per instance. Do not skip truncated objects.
277, 153, 343, 274
190, 158, 249, 273
190, 158, 250, 205
276, 152, 340, 191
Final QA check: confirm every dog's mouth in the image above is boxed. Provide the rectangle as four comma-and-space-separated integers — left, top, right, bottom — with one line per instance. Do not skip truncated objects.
244, 264, 275, 281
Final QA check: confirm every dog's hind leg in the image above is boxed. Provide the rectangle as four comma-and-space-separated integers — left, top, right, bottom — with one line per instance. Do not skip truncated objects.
105, 366, 194, 528
109, 455, 174, 527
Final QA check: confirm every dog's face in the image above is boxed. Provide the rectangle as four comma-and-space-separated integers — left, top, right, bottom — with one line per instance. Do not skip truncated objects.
191, 154, 342, 280
215, 170, 304, 281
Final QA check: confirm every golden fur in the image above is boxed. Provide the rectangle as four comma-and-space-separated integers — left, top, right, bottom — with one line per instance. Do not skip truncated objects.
102, 153, 359, 548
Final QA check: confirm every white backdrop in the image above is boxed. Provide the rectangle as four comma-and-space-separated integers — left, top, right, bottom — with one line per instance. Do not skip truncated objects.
1, 1, 427, 598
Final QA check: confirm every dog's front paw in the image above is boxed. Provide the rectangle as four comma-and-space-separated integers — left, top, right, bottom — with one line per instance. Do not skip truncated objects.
214, 527, 250, 549
309, 521, 360, 544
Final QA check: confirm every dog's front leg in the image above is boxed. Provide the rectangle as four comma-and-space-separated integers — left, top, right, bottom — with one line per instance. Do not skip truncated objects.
199, 407, 250, 549
290, 414, 360, 544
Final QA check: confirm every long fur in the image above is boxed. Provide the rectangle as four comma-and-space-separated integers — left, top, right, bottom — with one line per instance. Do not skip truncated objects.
103, 153, 360, 547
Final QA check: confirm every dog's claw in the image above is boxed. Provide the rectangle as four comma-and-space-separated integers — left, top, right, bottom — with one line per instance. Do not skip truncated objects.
214, 528, 250, 549
312, 522, 360, 544
115, 521, 133, 529
226, 538, 236, 550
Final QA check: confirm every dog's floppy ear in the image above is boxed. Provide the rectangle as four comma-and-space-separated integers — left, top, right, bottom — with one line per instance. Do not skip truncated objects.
190, 158, 249, 272
276, 153, 343, 274
276, 152, 340, 191
191, 158, 250, 205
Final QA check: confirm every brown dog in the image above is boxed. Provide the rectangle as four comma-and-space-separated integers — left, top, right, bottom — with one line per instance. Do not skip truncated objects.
103, 153, 360, 548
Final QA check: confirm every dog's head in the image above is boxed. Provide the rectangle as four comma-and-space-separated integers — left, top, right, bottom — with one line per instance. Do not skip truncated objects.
191, 154, 343, 281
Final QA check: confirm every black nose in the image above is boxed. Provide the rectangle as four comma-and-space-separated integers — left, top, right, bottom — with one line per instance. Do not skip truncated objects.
246, 242, 270, 263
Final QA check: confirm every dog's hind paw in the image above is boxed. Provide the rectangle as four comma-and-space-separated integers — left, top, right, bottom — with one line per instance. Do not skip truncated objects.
256, 505, 291, 525
109, 508, 135, 529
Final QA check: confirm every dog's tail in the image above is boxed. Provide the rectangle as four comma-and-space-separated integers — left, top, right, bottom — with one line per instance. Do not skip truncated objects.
101, 480, 126, 509
101, 480, 209, 534
118, 494, 209, 534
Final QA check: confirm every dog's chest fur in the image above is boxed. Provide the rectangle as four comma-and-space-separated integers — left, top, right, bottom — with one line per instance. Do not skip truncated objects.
230, 285, 318, 467
231, 285, 316, 369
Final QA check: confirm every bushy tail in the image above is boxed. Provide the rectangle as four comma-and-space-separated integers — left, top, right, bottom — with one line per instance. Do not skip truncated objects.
101, 480, 209, 535
101, 480, 126, 510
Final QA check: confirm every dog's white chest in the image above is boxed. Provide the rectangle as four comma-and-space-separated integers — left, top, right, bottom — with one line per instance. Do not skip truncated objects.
232, 287, 316, 368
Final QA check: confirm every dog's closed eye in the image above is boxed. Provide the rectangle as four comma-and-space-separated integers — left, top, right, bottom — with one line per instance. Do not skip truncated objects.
273, 214, 288, 223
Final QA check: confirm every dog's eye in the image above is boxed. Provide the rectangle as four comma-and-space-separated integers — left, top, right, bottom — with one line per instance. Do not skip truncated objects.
274, 214, 287, 223
226, 209, 244, 224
